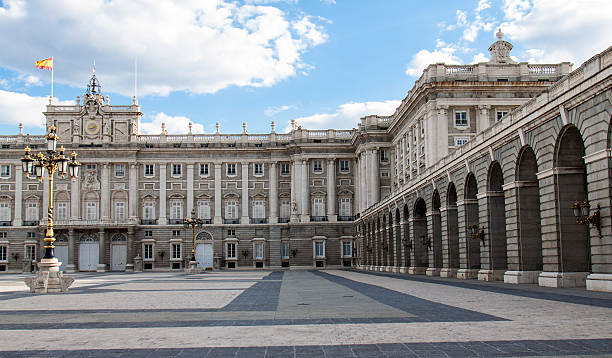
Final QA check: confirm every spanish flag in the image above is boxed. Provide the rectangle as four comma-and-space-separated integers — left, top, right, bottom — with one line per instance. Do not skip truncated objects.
35, 57, 53, 70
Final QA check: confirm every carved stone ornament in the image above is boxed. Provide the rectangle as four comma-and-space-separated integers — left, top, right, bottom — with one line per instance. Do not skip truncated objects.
82, 170, 101, 191
488, 29, 516, 64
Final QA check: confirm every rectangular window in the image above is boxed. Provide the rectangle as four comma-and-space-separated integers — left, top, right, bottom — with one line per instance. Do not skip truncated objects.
380, 150, 389, 162
86, 164, 96, 170
144, 231, 153, 237
26, 245, 36, 260
0, 202, 10, 222
254, 163, 263, 176
313, 160, 322, 173
143, 244, 153, 260
455, 110, 468, 126
339, 160, 349, 172
86, 202, 98, 220
282, 242, 290, 259
496, 110, 509, 121
339, 198, 352, 217
198, 201, 211, 220
225, 200, 238, 219
0, 232, 6, 239
226, 163, 236, 176
199, 163, 209, 176
252, 200, 265, 219
315, 241, 325, 258
172, 164, 182, 176
144, 164, 154, 177
281, 163, 290, 175
227, 243, 236, 259
0, 246, 6, 261
114, 202, 125, 221
143, 202, 155, 220
280, 200, 290, 219
227, 229, 235, 237
115, 164, 125, 177
26, 202, 38, 221
0, 165, 9, 178
313, 197, 325, 217
343, 241, 352, 257
172, 230, 181, 237
455, 138, 469, 146
170, 201, 183, 220
55, 202, 67, 221
27, 232, 36, 239
171, 243, 181, 259
254, 242, 264, 260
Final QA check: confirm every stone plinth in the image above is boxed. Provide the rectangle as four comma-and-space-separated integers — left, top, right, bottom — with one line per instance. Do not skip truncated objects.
586, 274, 612, 292
426, 268, 441, 277
440, 268, 457, 278
24, 258, 75, 293
456, 269, 478, 279
504, 270, 540, 284
185, 261, 202, 274
408, 267, 426, 275
399, 266, 407, 273
477, 269, 505, 281
538, 272, 588, 288
125, 263, 134, 272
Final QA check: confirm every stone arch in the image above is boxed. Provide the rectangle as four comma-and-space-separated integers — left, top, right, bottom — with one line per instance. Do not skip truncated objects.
381, 213, 389, 267
431, 190, 443, 270
196, 231, 214, 241
412, 197, 428, 269
515, 145, 543, 273
112, 233, 127, 242
402, 203, 411, 267
446, 183, 460, 270
486, 161, 507, 276
394, 207, 402, 269
80, 233, 99, 242
464, 173, 481, 270
553, 124, 589, 273
387, 210, 395, 267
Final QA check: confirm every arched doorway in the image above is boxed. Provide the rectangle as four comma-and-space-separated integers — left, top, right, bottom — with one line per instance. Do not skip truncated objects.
444, 183, 460, 277
195, 231, 214, 269
387, 211, 395, 269
394, 208, 402, 271
484, 161, 507, 281
460, 173, 481, 279
411, 198, 428, 273
428, 190, 443, 276
403, 204, 411, 268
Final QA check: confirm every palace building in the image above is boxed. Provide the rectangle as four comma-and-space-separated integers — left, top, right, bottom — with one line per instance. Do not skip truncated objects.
0, 32, 610, 292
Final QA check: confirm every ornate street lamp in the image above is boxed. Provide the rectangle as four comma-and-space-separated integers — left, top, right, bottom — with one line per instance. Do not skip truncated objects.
468, 224, 485, 245
21, 125, 81, 293
572, 199, 601, 237
183, 208, 203, 265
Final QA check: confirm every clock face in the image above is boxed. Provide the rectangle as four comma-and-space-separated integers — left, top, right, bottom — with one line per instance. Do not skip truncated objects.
85, 120, 100, 135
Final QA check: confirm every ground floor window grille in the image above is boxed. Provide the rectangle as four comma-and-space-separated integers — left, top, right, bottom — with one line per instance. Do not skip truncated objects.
254, 242, 264, 260
343, 241, 352, 257
171, 243, 181, 260
315, 241, 325, 258
227, 243, 236, 259
144, 244, 153, 260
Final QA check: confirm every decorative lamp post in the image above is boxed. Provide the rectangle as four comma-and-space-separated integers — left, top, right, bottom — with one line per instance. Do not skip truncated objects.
21, 125, 81, 293
572, 199, 601, 237
183, 208, 203, 273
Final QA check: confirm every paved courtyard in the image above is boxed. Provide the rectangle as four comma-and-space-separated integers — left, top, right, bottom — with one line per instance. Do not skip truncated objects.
0, 270, 612, 357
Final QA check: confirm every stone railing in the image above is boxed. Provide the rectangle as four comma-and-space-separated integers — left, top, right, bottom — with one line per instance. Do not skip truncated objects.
134, 129, 357, 144
528, 65, 557, 74
445, 65, 474, 74
45, 104, 139, 112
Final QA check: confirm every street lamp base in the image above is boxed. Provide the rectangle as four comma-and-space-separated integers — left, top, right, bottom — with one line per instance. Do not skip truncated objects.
24, 258, 75, 293
185, 260, 202, 275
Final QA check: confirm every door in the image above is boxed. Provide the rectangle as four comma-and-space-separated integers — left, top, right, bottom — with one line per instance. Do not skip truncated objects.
55, 246, 69, 271
195, 243, 213, 269
79, 242, 99, 271
111, 245, 127, 271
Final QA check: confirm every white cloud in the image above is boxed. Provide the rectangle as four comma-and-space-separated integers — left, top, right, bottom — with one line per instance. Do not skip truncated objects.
0, 90, 72, 128
264, 104, 295, 117
320, 0, 336, 5
0, 1, 328, 97
139, 112, 204, 135
456, 10, 467, 26
405, 47, 461, 77
472, 52, 489, 63
500, 0, 612, 65
285, 100, 400, 131
20, 74, 42, 87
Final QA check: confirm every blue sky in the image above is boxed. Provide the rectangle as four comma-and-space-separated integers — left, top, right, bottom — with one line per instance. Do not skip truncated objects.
0, 0, 610, 135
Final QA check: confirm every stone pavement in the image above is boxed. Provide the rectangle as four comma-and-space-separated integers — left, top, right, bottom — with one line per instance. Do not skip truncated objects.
0, 269, 611, 357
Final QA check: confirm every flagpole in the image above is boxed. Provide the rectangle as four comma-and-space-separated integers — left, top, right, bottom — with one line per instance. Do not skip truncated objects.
51, 56, 54, 104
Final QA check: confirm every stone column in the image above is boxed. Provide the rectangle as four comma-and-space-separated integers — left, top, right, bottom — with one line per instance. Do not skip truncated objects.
478, 105, 490, 132
187, 163, 194, 215
66, 228, 76, 273
408, 128, 414, 180
97, 229, 106, 272
126, 227, 135, 271
71, 170, 81, 220
214, 163, 222, 225
456, 199, 479, 279
159, 164, 167, 225
439, 206, 457, 278
426, 210, 441, 277
101, 163, 110, 222
128, 164, 138, 222
359, 152, 366, 211
241, 162, 249, 224
269, 162, 278, 224
393, 220, 400, 272
408, 217, 426, 275
13, 167, 22, 226
437, 106, 449, 160
300, 159, 309, 222
354, 156, 360, 215
398, 209, 407, 273
371, 149, 380, 204
400, 137, 406, 183
327, 159, 336, 221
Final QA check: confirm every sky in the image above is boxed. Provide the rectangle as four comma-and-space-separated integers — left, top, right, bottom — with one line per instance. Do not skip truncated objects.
0, 0, 610, 135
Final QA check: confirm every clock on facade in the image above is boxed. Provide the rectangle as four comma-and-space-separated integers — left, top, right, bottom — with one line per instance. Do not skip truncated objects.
85, 120, 100, 135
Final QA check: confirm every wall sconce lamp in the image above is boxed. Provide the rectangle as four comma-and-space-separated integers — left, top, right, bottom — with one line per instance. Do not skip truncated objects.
242, 250, 250, 259
402, 238, 413, 250
420, 235, 431, 250
12, 252, 19, 262
382, 244, 389, 251
573, 199, 601, 237
468, 224, 485, 245
291, 249, 298, 258
158, 251, 165, 260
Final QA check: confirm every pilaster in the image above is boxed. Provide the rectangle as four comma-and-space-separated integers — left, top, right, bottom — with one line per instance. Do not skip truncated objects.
97, 229, 106, 272
159, 164, 167, 225
241, 162, 249, 224
187, 163, 194, 215
101, 163, 110, 222
214, 163, 222, 225
13, 167, 22, 226
128, 164, 138, 222
269, 162, 278, 224
327, 159, 336, 221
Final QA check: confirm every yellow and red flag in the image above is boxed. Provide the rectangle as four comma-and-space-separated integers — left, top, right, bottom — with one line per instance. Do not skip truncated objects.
35, 57, 53, 70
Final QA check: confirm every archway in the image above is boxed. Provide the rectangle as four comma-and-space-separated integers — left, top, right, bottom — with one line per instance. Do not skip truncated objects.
465, 173, 481, 270
487, 161, 507, 278
516, 146, 543, 273
413, 198, 428, 270
387, 211, 395, 267
402, 204, 411, 267
554, 125, 589, 273
382, 214, 388, 267
431, 190, 443, 270
446, 183, 460, 270
394, 208, 401, 269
